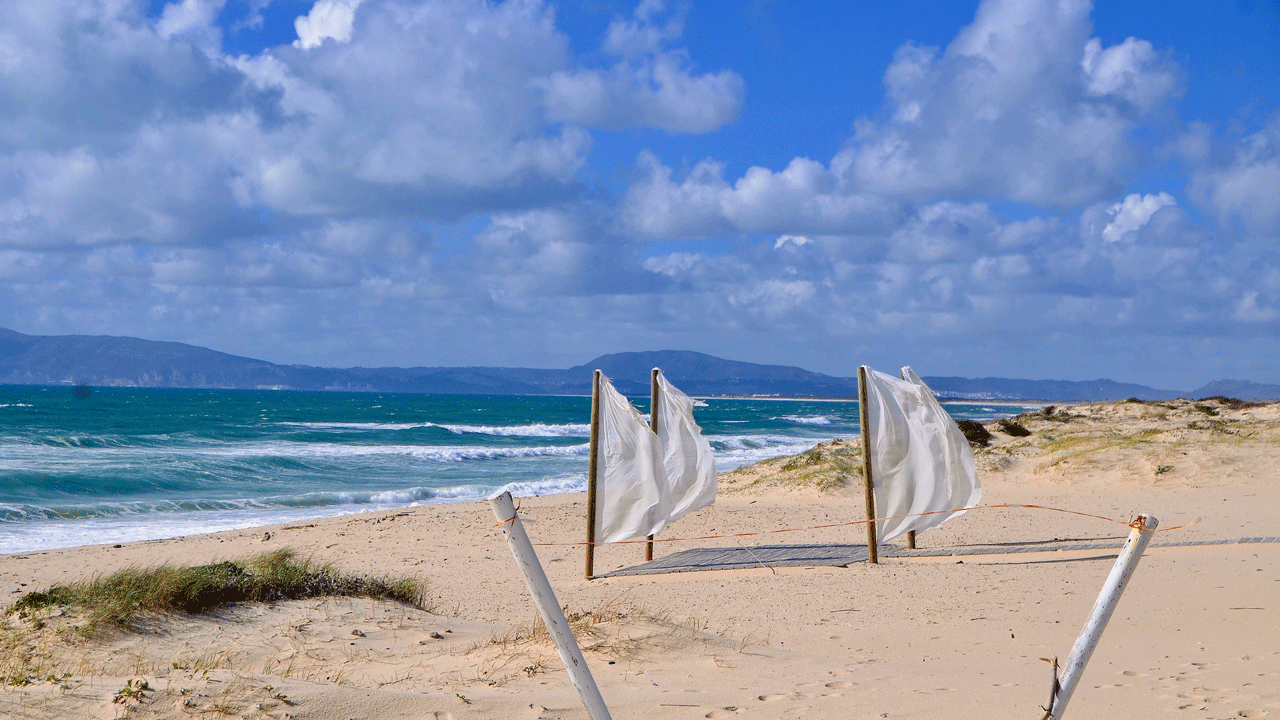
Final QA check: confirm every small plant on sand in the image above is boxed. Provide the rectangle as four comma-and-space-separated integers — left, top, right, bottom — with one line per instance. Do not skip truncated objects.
781, 449, 824, 471
1154, 465, 1173, 476
8, 549, 429, 637
113, 678, 149, 704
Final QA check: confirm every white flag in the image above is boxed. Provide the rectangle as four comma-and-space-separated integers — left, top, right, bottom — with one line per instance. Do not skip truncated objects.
655, 370, 717, 522
595, 374, 669, 544
862, 365, 982, 543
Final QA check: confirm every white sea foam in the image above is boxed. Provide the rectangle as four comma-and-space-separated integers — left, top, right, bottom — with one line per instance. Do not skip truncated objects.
280, 420, 591, 437
0, 472, 599, 553
709, 435, 832, 471
281, 421, 436, 430
193, 441, 591, 462
778, 415, 835, 425
496, 473, 587, 498
438, 423, 591, 437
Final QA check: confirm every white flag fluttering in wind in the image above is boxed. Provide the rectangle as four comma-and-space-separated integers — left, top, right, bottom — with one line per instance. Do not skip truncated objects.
862, 366, 982, 544
595, 374, 669, 544
655, 370, 717, 522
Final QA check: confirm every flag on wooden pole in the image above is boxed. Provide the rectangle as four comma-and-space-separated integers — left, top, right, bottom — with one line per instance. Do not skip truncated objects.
592, 373, 669, 545
654, 369, 717, 523
860, 365, 982, 544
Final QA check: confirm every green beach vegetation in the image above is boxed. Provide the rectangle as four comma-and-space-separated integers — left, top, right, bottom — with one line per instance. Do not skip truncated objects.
7, 548, 428, 639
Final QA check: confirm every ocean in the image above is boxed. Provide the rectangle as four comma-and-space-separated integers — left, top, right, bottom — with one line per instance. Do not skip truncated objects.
0, 385, 1032, 554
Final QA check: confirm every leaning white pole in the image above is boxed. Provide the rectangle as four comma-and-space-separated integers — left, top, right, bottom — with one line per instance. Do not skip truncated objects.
490, 491, 614, 720
1048, 514, 1158, 720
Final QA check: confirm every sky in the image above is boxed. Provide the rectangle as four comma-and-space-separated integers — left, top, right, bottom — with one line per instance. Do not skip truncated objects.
1, 0, 1278, 390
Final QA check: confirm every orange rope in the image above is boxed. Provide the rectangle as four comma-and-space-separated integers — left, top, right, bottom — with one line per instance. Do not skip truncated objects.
499, 503, 1195, 547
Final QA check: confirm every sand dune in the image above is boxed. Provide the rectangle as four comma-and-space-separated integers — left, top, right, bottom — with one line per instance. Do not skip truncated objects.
3, 398, 1278, 719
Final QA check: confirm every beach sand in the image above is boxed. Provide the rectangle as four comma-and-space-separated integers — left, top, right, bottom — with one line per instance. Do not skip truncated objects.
2, 398, 1278, 719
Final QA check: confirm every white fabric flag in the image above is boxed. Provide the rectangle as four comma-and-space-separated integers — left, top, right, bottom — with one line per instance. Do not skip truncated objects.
595, 374, 669, 544
862, 365, 982, 544
655, 370, 717, 522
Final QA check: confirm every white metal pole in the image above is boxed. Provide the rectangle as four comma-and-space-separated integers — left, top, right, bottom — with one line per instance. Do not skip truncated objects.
1047, 514, 1158, 720
490, 491, 614, 720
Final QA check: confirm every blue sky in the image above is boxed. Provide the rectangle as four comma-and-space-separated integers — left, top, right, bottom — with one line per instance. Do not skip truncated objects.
1, 0, 1277, 389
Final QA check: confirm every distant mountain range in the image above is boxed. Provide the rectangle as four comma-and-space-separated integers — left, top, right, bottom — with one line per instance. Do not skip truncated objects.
2, 327, 1277, 401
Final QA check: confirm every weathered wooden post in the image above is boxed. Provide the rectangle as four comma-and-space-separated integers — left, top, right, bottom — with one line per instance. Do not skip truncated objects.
646, 367, 660, 562
585, 370, 601, 580
857, 366, 878, 564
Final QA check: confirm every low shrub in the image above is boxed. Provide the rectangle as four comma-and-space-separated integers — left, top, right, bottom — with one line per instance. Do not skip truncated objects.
956, 420, 992, 447
996, 418, 1031, 437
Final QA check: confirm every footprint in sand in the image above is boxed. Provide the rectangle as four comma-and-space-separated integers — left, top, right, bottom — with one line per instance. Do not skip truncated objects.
705, 707, 739, 718
758, 693, 788, 702
825, 681, 853, 688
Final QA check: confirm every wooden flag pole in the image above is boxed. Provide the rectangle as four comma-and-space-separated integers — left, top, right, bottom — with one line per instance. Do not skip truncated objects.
585, 370, 601, 580
899, 369, 917, 552
857, 366, 878, 564
646, 367, 659, 562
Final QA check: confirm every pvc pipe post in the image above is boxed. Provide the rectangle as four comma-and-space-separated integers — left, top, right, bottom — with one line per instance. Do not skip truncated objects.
490, 491, 613, 720
1048, 514, 1158, 719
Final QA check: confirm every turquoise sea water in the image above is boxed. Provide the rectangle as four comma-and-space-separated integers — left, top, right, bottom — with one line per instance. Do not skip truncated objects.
0, 385, 1032, 553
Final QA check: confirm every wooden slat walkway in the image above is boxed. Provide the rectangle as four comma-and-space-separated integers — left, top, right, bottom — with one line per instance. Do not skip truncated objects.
601, 536, 1280, 577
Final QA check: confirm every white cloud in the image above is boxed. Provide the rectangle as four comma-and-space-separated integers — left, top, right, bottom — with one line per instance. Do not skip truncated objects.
157, 0, 227, 44
1081, 36, 1179, 113
774, 235, 810, 249
542, 0, 743, 133
1190, 115, 1280, 235
0, 0, 1276, 387
1234, 291, 1277, 323
835, 0, 1180, 206
1, 0, 756, 255
621, 151, 899, 238
294, 0, 363, 50
1102, 192, 1176, 243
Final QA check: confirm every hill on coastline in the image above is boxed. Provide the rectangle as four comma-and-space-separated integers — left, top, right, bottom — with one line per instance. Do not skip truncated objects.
1, 327, 1276, 400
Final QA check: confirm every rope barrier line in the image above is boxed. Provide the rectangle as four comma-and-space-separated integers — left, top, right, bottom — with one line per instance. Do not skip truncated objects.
501, 502, 1198, 548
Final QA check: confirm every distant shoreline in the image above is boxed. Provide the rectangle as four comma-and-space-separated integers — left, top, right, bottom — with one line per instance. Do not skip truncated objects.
3, 383, 1066, 405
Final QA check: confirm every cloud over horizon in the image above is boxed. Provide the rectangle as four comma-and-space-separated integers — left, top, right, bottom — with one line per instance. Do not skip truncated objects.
0, 0, 1276, 388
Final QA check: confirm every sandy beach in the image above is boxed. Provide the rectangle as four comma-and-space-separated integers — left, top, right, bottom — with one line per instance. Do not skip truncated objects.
3, 397, 1278, 719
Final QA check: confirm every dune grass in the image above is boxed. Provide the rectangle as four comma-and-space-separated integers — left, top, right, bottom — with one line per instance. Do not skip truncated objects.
8, 549, 428, 638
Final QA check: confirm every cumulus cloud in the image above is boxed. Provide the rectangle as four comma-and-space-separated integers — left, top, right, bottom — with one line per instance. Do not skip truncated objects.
157, 0, 227, 45
294, 0, 363, 49
622, 0, 1183, 244
542, 0, 742, 133
621, 151, 900, 238
0, 0, 1274, 385
835, 0, 1180, 206
0, 0, 753, 255
1190, 115, 1280, 235
1102, 192, 1176, 243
